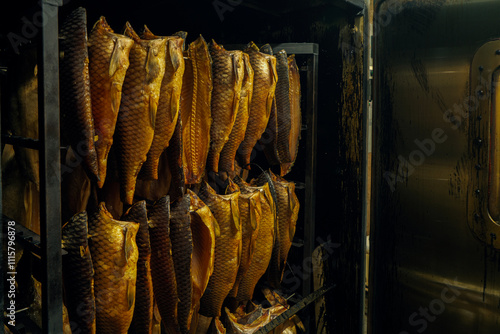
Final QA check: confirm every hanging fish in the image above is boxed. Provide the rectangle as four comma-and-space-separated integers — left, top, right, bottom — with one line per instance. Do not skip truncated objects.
237, 42, 277, 170
88, 203, 139, 333
59, 7, 99, 181
206, 40, 244, 173
62, 211, 96, 334
140, 26, 186, 180
218, 52, 254, 176
180, 35, 213, 185
115, 22, 166, 204
122, 201, 153, 334
88, 16, 134, 188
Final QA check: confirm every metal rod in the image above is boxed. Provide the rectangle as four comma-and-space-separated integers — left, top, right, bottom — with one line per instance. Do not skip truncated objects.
39, 1, 62, 333
1, 134, 40, 150
0, 47, 4, 334
302, 52, 319, 300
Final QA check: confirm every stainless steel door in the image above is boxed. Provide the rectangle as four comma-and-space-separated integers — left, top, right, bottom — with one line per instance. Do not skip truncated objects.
370, 0, 500, 333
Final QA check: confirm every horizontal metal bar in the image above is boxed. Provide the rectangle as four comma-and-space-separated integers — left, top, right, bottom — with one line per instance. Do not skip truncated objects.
224, 43, 319, 55
1, 134, 40, 150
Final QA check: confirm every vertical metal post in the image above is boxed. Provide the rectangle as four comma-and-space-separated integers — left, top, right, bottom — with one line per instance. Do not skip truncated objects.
39, 1, 62, 333
303, 50, 319, 299
0, 63, 4, 334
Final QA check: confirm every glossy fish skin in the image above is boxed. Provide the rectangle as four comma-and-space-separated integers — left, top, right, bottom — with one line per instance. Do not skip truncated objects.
274, 50, 292, 165
219, 53, 254, 175
89, 203, 139, 334
234, 178, 276, 304
89, 16, 134, 188
59, 7, 99, 180
237, 42, 277, 169
198, 181, 241, 317
226, 181, 261, 300
281, 55, 302, 176
188, 190, 217, 321
62, 211, 96, 334
7, 45, 40, 188
115, 22, 167, 204
169, 193, 194, 333
140, 27, 186, 180
122, 201, 153, 334
180, 35, 213, 185
207, 40, 244, 173
148, 196, 181, 334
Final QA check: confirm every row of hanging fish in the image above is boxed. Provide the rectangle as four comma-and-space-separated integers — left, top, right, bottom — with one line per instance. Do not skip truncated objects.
61, 169, 299, 333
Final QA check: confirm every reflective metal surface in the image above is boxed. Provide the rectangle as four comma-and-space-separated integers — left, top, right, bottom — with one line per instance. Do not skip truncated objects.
370, 0, 500, 333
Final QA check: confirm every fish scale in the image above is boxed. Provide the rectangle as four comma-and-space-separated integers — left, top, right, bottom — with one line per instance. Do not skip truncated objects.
115, 22, 166, 204
237, 42, 277, 169
140, 27, 186, 180
206, 40, 244, 173
198, 180, 242, 317
218, 52, 254, 176
62, 211, 96, 334
89, 203, 139, 334
169, 194, 194, 333
59, 7, 99, 181
275, 50, 292, 165
148, 195, 181, 334
121, 201, 153, 334
88, 16, 134, 188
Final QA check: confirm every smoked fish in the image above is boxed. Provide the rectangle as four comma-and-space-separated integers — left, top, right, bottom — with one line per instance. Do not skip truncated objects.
281, 55, 302, 176
233, 178, 276, 304
218, 52, 254, 176
274, 50, 291, 166
206, 40, 244, 173
148, 195, 181, 334
198, 180, 241, 317
115, 22, 166, 204
226, 180, 261, 301
88, 16, 134, 188
166, 115, 186, 202
189, 190, 218, 323
62, 211, 96, 334
59, 7, 99, 180
180, 35, 213, 185
169, 193, 194, 333
7, 44, 40, 188
252, 171, 299, 287
89, 203, 139, 333
62, 147, 91, 225
140, 27, 186, 180
237, 42, 277, 169
122, 201, 153, 334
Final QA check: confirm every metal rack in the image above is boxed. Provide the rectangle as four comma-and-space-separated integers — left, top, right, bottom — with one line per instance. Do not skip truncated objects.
1, 0, 63, 333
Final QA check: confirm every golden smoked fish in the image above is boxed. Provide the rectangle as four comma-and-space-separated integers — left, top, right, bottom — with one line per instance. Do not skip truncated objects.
233, 178, 276, 304
122, 201, 153, 334
169, 193, 194, 333
148, 195, 181, 334
198, 181, 241, 317
59, 7, 99, 180
281, 55, 302, 176
62, 211, 96, 334
115, 22, 166, 204
89, 203, 139, 333
140, 27, 185, 180
252, 171, 299, 287
219, 53, 254, 175
189, 190, 218, 326
206, 40, 244, 173
237, 42, 277, 169
226, 180, 261, 303
180, 35, 213, 185
274, 50, 291, 165
88, 16, 134, 188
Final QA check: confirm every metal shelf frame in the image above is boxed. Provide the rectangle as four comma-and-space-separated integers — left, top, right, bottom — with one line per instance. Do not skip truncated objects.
1, 0, 63, 333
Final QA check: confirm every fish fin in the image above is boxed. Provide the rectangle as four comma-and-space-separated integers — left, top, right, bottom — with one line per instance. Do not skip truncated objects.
169, 39, 182, 73
127, 279, 136, 311
123, 226, 135, 262
230, 195, 240, 231
110, 79, 121, 115
169, 83, 180, 123
249, 197, 258, 231
145, 43, 162, 84
142, 25, 155, 39
108, 38, 122, 78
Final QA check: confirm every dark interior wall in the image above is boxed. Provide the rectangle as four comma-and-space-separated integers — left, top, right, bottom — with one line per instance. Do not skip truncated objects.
0, 1, 364, 332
